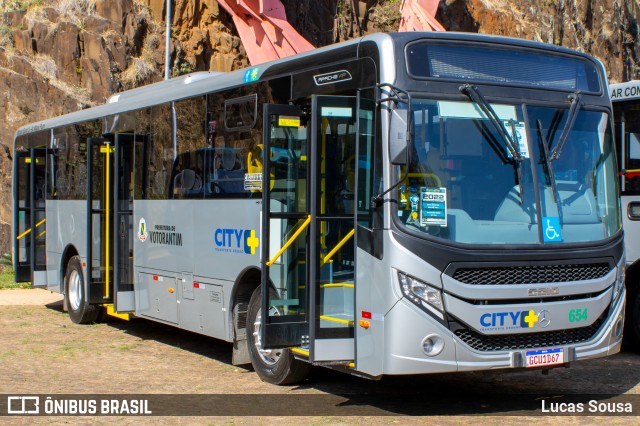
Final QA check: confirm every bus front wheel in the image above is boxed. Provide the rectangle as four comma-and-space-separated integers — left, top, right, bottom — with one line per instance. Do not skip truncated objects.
247, 286, 310, 385
64, 256, 99, 324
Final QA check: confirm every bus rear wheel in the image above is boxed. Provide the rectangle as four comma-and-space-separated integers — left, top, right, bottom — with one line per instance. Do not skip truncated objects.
64, 256, 99, 324
247, 286, 310, 385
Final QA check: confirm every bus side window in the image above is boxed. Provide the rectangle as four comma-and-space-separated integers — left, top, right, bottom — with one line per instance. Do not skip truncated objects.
209, 149, 245, 194
171, 151, 204, 199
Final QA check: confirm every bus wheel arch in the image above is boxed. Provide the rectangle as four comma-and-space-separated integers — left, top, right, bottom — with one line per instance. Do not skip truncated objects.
230, 267, 262, 365
60, 245, 79, 312
625, 260, 640, 351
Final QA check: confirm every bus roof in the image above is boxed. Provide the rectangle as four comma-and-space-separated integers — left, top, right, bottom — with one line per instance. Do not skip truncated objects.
609, 80, 640, 102
15, 31, 605, 140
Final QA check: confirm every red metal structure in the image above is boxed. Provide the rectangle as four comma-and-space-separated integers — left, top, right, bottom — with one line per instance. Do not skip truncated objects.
399, 0, 445, 32
216, 0, 315, 65
217, 0, 444, 65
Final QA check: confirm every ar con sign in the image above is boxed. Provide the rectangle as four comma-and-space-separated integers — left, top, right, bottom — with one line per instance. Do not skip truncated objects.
610, 84, 640, 100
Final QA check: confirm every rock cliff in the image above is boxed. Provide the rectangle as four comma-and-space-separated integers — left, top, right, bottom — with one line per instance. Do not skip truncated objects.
1, 0, 639, 255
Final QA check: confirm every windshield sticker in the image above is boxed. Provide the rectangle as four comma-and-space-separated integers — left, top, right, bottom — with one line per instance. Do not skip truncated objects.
504, 120, 529, 158
400, 184, 408, 210
244, 173, 262, 191
420, 187, 447, 227
409, 186, 419, 221
542, 216, 562, 242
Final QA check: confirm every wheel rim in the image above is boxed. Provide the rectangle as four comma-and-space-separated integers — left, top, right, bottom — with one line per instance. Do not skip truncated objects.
68, 270, 82, 311
252, 305, 283, 365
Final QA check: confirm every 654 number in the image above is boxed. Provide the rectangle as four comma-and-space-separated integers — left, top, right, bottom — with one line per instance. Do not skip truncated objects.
568, 308, 588, 322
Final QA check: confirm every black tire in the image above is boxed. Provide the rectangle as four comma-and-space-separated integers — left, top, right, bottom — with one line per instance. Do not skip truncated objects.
626, 289, 640, 352
247, 286, 310, 385
64, 256, 99, 324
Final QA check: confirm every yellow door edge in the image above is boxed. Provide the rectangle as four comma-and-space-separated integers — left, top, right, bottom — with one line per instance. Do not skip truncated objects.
103, 304, 130, 321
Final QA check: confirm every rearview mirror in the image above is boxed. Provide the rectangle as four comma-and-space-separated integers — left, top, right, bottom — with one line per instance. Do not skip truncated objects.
390, 108, 408, 165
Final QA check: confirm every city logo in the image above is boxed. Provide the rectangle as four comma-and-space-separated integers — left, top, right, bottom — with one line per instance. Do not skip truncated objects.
214, 228, 259, 255
137, 218, 147, 242
479, 309, 547, 330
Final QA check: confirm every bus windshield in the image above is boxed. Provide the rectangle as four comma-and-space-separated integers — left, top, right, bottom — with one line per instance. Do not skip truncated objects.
395, 98, 621, 244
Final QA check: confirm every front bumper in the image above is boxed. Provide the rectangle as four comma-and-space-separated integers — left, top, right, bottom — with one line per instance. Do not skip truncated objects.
382, 289, 625, 375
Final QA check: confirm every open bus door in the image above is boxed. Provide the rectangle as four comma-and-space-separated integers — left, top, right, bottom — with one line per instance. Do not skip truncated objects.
261, 96, 359, 365
87, 134, 144, 314
13, 148, 48, 286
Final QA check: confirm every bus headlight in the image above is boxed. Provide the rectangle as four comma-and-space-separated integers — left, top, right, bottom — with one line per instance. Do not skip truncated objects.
398, 272, 443, 312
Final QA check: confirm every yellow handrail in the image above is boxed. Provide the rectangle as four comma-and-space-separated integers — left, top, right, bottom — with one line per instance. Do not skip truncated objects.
321, 283, 354, 289
16, 218, 46, 240
266, 215, 311, 266
101, 144, 114, 299
319, 315, 354, 326
322, 228, 355, 265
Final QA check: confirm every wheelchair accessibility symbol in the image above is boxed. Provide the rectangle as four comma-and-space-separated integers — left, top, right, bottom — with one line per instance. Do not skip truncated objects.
543, 217, 562, 242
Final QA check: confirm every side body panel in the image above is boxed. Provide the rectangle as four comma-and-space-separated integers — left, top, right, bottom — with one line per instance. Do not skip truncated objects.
45, 200, 87, 293
133, 199, 261, 341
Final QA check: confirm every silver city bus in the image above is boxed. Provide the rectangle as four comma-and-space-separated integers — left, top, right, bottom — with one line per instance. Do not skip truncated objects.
13, 32, 624, 384
610, 80, 640, 348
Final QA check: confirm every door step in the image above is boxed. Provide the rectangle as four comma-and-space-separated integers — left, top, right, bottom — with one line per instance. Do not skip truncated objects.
291, 347, 354, 368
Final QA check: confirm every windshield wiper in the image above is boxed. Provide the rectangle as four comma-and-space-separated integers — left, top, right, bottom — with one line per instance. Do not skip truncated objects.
550, 92, 581, 161
536, 119, 561, 210
459, 84, 524, 202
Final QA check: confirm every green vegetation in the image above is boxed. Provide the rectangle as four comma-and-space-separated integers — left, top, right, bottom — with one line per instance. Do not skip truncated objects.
0, 24, 14, 48
1, 0, 44, 12
0, 252, 31, 289
0, 269, 30, 289
368, 0, 403, 28
173, 60, 193, 77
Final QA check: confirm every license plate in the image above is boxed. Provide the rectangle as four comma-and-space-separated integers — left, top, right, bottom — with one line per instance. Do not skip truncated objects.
525, 348, 564, 368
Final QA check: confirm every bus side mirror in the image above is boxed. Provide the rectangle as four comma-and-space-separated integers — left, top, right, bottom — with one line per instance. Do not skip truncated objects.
390, 109, 408, 165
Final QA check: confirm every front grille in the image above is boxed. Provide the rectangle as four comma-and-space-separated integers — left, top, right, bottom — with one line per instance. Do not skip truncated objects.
454, 316, 605, 352
451, 263, 611, 285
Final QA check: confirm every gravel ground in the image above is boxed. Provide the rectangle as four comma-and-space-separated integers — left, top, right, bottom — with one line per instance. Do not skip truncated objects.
0, 288, 639, 425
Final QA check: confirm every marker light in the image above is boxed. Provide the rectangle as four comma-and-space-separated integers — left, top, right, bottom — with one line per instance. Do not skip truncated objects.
398, 272, 443, 312
628, 202, 640, 220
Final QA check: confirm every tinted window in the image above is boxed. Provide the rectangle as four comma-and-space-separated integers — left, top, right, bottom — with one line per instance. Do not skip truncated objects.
407, 42, 601, 92
224, 94, 258, 131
